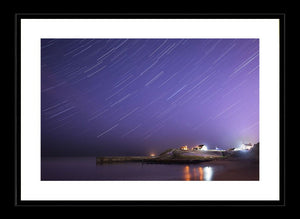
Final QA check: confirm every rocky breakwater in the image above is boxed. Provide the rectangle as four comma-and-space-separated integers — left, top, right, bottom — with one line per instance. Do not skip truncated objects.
96, 156, 150, 164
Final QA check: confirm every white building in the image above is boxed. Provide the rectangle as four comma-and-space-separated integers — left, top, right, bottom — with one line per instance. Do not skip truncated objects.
235, 143, 253, 151
192, 145, 208, 151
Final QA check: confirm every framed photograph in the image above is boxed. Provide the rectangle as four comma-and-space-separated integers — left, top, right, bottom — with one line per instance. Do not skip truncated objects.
15, 13, 285, 206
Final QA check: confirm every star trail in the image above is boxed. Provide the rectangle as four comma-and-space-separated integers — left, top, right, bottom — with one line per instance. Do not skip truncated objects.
41, 39, 259, 156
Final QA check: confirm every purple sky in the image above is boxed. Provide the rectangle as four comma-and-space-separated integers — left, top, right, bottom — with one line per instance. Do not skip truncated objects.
41, 39, 259, 156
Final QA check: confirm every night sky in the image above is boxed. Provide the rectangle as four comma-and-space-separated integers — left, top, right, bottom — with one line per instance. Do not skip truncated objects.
41, 39, 259, 157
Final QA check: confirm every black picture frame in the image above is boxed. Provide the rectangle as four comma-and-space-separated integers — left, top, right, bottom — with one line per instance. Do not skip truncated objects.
13, 12, 286, 207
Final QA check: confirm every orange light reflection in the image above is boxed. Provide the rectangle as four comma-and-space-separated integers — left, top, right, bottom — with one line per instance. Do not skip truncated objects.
199, 167, 204, 181
184, 165, 191, 181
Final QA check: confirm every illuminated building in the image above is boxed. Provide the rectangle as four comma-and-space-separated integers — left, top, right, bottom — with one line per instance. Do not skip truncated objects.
180, 145, 188, 151
192, 144, 208, 151
234, 143, 253, 151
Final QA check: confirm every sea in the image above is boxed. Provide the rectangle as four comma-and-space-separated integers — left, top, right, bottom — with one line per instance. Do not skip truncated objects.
41, 157, 259, 181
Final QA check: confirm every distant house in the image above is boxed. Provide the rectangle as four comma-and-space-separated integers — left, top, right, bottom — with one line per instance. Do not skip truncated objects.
243, 143, 253, 150
235, 143, 253, 151
180, 145, 188, 151
193, 145, 208, 151
193, 145, 204, 151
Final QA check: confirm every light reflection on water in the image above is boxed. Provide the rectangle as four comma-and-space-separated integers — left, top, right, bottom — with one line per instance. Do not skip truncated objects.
41, 157, 219, 180
41, 157, 258, 180
184, 165, 214, 181
184, 166, 190, 181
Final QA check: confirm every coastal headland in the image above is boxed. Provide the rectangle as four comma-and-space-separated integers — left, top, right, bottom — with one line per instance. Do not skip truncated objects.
96, 145, 259, 165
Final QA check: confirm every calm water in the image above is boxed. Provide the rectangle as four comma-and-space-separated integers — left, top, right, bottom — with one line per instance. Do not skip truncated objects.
41, 157, 259, 181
